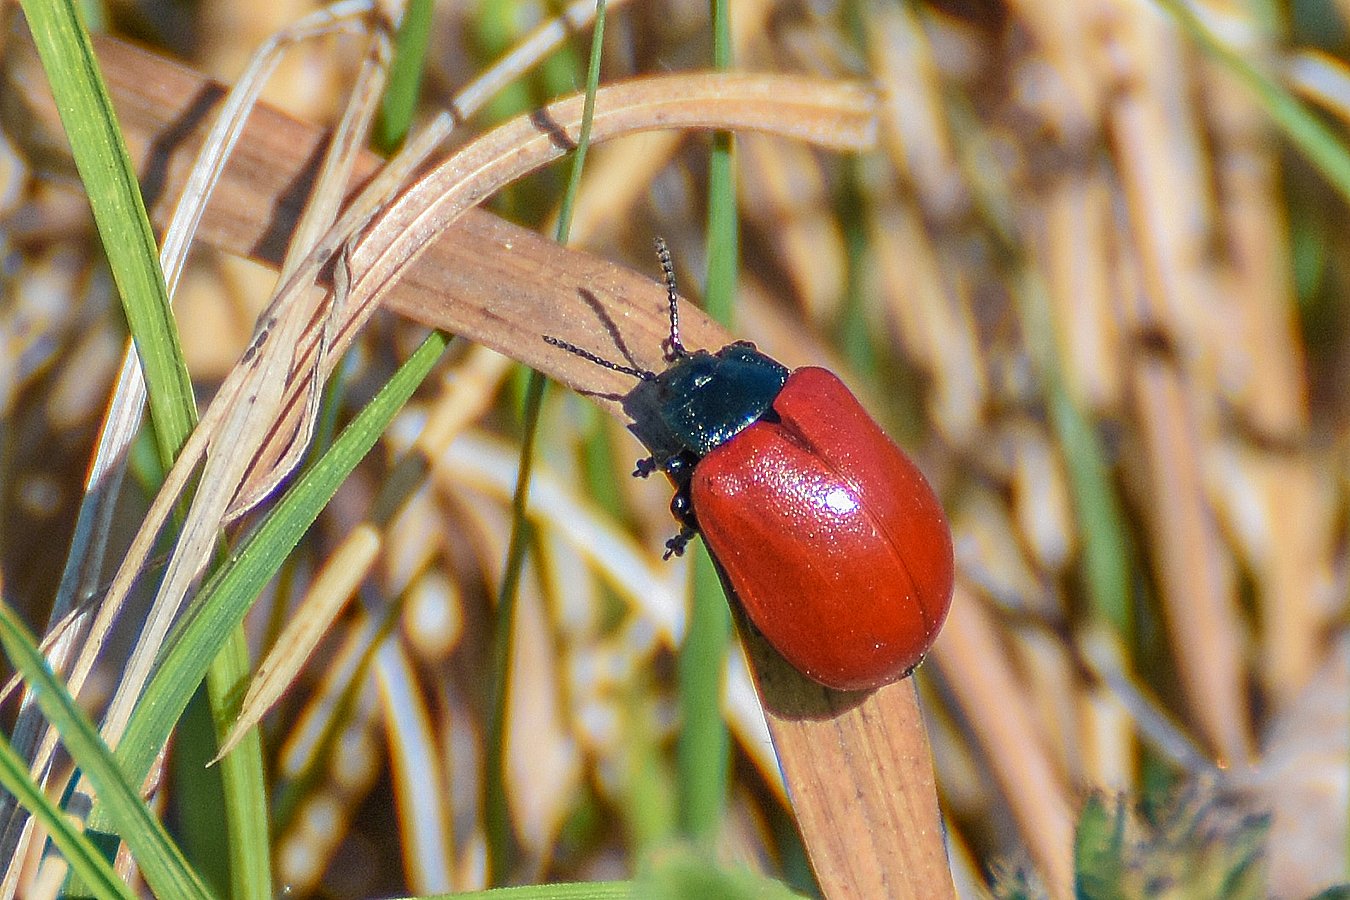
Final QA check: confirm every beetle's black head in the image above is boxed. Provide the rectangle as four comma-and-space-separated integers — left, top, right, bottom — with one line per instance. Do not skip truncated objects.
543, 238, 788, 460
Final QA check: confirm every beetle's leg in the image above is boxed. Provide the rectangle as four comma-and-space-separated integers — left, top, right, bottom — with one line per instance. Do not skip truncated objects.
661, 452, 695, 482
668, 487, 695, 527
661, 474, 700, 559
634, 450, 693, 479
663, 526, 697, 559
638, 450, 701, 560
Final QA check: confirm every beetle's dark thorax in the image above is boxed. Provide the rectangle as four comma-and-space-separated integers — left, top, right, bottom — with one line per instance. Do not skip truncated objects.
654, 344, 788, 458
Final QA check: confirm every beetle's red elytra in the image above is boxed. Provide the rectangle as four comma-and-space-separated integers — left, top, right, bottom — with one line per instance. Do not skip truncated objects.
545, 239, 954, 691
691, 366, 953, 690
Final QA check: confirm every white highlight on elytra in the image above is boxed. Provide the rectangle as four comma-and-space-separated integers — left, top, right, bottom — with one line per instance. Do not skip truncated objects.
824, 486, 859, 516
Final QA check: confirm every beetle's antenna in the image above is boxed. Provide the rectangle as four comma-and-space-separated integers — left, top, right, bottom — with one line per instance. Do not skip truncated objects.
543, 335, 656, 381
654, 237, 687, 359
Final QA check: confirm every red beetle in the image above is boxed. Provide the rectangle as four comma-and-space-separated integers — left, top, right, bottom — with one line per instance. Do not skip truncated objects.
547, 241, 954, 691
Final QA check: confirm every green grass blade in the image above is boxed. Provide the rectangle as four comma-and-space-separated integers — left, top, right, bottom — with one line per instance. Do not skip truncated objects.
485, 1, 607, 882
0, 728, 135, 900
17, 0, 196, 463
95, 331, 451, 820
392, 854, 807, 899
484, 375, 541, 883
207, 626, 271, 900
553, 0, 606, 248
678, 0, 737, 844
678, 546, 732, 841
18, 6, 269, 893
0, 604, 214, 900
376, 0, 435, 152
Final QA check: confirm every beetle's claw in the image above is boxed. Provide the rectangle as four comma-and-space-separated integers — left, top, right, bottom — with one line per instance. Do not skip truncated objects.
633, 457, 658, 478
662, 527, 697, 560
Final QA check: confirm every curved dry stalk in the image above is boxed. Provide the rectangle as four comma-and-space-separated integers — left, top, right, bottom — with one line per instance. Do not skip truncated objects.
232, 69, 877, 511
339, 70, 876, 358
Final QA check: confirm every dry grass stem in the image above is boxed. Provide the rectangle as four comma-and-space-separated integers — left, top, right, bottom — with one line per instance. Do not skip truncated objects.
934, 583, 1076, 893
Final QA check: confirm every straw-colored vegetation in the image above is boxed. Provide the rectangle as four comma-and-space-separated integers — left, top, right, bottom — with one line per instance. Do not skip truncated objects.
0, 0, 1346, 897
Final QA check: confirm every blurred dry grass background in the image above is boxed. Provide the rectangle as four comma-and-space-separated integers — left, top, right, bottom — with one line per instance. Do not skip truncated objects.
1, 0, 1349, 896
